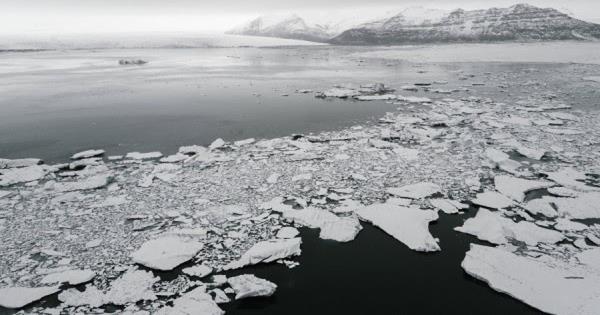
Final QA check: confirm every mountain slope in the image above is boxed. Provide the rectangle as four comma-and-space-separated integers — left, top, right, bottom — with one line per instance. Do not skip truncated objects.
227, 14, 333, 42
331, 4, 600, 45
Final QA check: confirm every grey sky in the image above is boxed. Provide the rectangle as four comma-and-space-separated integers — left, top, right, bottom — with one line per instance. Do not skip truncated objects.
3, 0, 599, 33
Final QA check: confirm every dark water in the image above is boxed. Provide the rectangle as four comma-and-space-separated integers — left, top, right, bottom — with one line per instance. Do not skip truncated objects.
1, 47, 598, 164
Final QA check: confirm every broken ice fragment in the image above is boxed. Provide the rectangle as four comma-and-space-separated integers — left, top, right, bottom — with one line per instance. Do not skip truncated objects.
71, 149, 105, 160
40, 269, 95, 286
125, 151, 163, 160
386, 182, 441, 199
0, 286, 60, 309
0, 158, 42, 169
227, 274, 277, 299
131, 236, 204, 271
276, 226, 300, 239
455, 208, 564, 245
462, 244, 600, 315
156, 287, 224, 314
494, 175, 554, 202
224, 238, 301, 270
182, 264, 213, 278
55, 174, 112, 192
104, 269, 158, 305
0, 165, 46, 186
471, 191, 514, 209
356, 203, 440, 252
430, 198, 467, 214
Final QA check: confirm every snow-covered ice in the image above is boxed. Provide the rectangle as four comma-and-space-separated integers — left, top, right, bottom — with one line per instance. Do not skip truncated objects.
356, 203, 440, 252
227, 274, 277, 299
224, 238, 301, 270
131, 236, 204, 270
0, 286, 60, 309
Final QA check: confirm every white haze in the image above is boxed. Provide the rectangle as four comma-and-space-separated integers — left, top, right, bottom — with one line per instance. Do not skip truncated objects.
1, 0, 599, 35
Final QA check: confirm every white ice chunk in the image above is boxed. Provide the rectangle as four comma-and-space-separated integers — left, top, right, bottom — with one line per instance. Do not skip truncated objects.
274, 206, 361, 242
0, 158, 42, 169
552, 193, 600, 219
545, 168, 598, 192
104, 269, 158, 305
40, 269, 95, 286
455, 208, 564, 245
224, 238, 301, 270
227, 274, 277, 299
131, 236, 204, 271
462, 244, 600, 315
471, 191, 514, 209
71, 149, 105, 160
0, 165, 46, 186
523, 198, 558, 218
386, 182, 441, 199
430, 198, 467, 214
494, 175, 554, 202
276, 227, 300, 239
156, 287, 224, 315
182, 264, 213, 278
125, 151, 163, 160
55, 174, 111, 192
0, 286, 59, 309
356, 203, 440, 252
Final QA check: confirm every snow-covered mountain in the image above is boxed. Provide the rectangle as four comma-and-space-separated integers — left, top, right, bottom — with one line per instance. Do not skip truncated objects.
226, 10, 398, 42
230, 4, 600, 45
331, 4, 600, 44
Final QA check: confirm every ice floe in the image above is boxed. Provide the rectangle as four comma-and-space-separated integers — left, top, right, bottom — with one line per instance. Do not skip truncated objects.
224, 238, 301, 270
356, 203, 440, 252
131, 236, 204, 270
156, 287, 224, 315
462, 244, 600, 315
386, 182, 441, 199
0, 286, 59, 308
227, 274, 277, 299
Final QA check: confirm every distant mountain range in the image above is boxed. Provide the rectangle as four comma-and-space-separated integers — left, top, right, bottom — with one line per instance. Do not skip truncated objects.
228, 4, 600, 45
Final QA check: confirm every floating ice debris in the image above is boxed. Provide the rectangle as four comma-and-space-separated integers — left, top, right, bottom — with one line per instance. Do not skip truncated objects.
227, 274, 277, 299
554, 218, 588, 232
386, 182, 441, 199
0, 286, 60, 309
104, 269, 159, 305
545, 168, 598, 192
118, 59, 147, 65
156, 287, 224, 315
462, 244, 600, 315
523, 198, 558, 218
494, 175, 554, 202
430, 198, 468, 214
551, 193, 600, 219
576, 248, 600, 268
369, 139, 396, 149
401, 85, 419, 91
71, 149, 105, 160
354, 94, 397, 101
0, 158, 42, 169
0, 165, 46, 186
392, 147, 419, 161
209, 138, 226, 151
544, 128, 583, 135
513, 145, 546, 160
125, 151, 163, 160
131, 236, 204, 271
55, 174, 112, 192
583, 76, 600, 83
356, 203, 440, 252
211, 288, 230, 304
471, 191, 514, 209
160, 153, 188, 163
547, 186, 579, 197
455, 208, 564, 245
234, 138, 255, 146
317, 88, 361, 98
272, 204, 362, 242
40, 269, 95, 285
276, 227, 300, 239
224, 238, 301, 270
85, 239, 102, 248
182, 264, 213, 278
59, 285, 105, 307
397, 96, 432, 103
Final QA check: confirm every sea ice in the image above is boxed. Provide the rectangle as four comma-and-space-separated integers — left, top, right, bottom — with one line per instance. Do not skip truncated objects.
0, 165, 46, 186
356, 203, 440, 252
0, 158, 42, 169
40, 269, 95, 285
131, 236, 204, 270
276, 227, 300, 239
125, 151, 163, 160
494, 175, 554, 202
462, 244, 600, 315
224, 238, 301, 270
71, 149, 105, 160
386, 182, 441, 199
182, 264, 213, 278
471, 191, 514, 209
455, 208, 564, 245
227, 274, 277, 299
156, 287, 224, 315
430, 198, 467, 214
0, 286, 60, 309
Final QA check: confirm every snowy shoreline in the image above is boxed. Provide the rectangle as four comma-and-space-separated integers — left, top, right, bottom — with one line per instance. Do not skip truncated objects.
1, 77, 600, 314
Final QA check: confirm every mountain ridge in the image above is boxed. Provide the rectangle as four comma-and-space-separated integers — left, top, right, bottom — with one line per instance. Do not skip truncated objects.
228, 4, 600, 45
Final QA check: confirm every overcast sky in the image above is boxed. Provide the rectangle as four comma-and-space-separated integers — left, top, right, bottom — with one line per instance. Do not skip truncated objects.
2, 0, 599, 34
